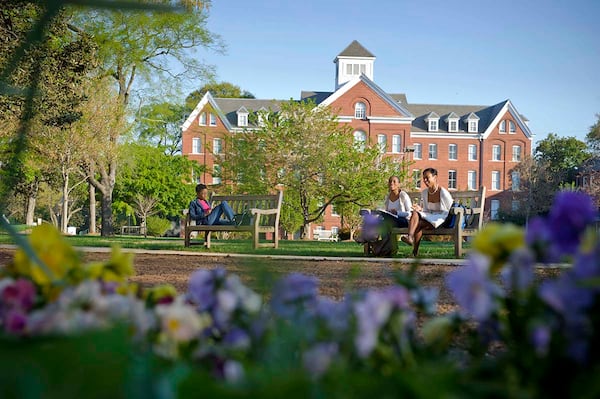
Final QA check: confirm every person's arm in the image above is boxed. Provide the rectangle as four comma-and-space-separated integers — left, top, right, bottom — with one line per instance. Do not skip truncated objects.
399, 191, 412, 213
440, 188, 453, 211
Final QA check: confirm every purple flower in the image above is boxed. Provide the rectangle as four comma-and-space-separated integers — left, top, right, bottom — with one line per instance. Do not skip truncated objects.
270, 273, 318, 318
303, 342, 338, 377
5, 309, 28, 334
548, 191, 596, 256
315, 297, 350, 335
501, 249, 535, 292
1, 278, 36, 311
187, 268, 226, 312
525, 217, 561, 263
223, 327, 251, 350
446, 254, 503, 322
530, 323, 552, 357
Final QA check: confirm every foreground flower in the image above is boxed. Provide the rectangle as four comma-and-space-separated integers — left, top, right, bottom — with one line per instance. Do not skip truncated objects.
446, 253, 503, 322
472, 222, 524, 273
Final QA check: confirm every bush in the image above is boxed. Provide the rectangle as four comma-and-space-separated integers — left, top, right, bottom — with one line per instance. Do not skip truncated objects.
145, 216, 172, 237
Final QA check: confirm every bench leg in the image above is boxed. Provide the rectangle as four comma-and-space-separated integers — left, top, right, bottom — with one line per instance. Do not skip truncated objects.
184, 228, 190, 247
273, 230, 279, 249
205, 231, 211, 248
454, 232, 462, 258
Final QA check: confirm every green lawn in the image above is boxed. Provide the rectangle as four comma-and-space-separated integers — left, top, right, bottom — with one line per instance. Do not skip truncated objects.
0, 231, 468, 259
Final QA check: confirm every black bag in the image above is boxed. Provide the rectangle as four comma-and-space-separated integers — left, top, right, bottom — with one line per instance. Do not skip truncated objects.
443, 203, 469, 228
234, 211, 253, 226
369, 232, 394, 257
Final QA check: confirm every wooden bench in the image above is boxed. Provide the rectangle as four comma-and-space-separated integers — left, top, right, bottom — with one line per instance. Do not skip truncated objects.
365, 186, 486, 258
313, 229, 339, 242
184, 191, 283, 249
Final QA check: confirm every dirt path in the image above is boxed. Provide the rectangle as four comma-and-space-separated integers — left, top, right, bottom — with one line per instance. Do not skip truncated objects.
0, 248, 561, 314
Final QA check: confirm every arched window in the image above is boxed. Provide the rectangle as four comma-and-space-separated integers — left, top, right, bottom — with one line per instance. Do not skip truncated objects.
354, 102, 366, 119
499, 120, 506, 133
509, 120, 516, 133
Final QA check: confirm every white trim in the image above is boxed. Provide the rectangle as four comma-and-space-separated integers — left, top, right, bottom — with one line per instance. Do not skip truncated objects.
181, 91, 233, 131
481, 100, 533, 140
319, 74, 414, 119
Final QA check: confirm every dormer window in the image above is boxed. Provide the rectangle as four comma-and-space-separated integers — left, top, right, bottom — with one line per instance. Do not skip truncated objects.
499, 120, 506, 133
199, 112, 207, 126
445, 112, 459, 132
509, 120, 516, 133
237, 107, 249, 127
257, 107, 268, 127
354, 102, 366, 119
465, 112, 480, 133
425, 112, 439, 132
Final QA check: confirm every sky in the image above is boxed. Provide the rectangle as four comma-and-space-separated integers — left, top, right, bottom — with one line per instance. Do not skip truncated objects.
193, 0, 600, 145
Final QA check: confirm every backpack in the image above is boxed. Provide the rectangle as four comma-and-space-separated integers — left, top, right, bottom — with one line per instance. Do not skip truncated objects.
355, 211, 394, 257
443, 202, 469, 229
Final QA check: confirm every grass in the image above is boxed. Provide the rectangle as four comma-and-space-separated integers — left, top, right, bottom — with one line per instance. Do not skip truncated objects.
0, 231, 468, 259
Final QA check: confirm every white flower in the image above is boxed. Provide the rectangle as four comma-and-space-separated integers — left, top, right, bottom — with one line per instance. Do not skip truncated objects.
155, 298, 210, 342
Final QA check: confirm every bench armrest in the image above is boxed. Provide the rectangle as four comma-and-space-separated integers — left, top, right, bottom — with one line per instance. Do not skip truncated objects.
250, 208, 278, 216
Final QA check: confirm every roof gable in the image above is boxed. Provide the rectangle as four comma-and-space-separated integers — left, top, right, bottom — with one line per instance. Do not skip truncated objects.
318, 74, 414, 119
181, 91, 233, 131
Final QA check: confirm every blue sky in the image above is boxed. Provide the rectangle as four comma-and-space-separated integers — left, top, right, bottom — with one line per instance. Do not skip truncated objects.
196, 0, 600, 145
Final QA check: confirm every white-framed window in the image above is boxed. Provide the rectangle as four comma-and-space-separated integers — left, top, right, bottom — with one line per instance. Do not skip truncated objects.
412, 169, 421, 190
468, 144, 477, 161
468, 120, 478, 133
199, 112, 207, 126
346, 63, 366, 75
354, 102, 366, 119
258, 110, 268, 127
499, 120, 506, 133
392, 135, 401, 153
353, 130, 366, 151
448, 170, 457, 189
213, 138, 222, 154
331, 203, 339, 217
209, 113, 217, 126
511, 171, 520, 191
509, 120, 516, 133
512, 200, 520, 211
491, 171, 501, 191
492, 144, 501, 161
192, 137, 202, 154
428, 143, 438, 160
448, 144, 457, 160
413, 143, 422, 159
512, 145, 522, 161
467, 170, 477, 190
449, 120, 458, 132
377, 134, 387, 153
428, 119, 438, 132
237, 112, 248, 127
490, 199, 500, 220
212, 165, 221, 185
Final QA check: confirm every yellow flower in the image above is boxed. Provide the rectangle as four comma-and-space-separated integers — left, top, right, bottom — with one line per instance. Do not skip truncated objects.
85, 246, 134, 283
473, 223, 525, 274
11, 224, 81, 286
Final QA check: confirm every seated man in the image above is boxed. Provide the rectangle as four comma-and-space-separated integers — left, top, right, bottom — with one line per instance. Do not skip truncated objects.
189, 184, 235, 225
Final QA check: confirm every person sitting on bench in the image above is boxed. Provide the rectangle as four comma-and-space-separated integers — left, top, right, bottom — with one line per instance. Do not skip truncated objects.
189, 184, 235, 225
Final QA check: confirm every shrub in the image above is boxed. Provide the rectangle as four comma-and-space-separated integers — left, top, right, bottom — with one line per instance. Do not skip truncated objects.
145, 216, 172, 237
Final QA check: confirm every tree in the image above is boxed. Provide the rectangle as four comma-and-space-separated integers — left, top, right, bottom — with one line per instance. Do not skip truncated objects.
0, 1, 97, 225
534, 133, 592, 184
134, 101, 186, 156
67, 0, 225, 235
219, 100, 398, 238
185, 81, 255, 111
586, 113, 600, 154
113, 143, 201, 220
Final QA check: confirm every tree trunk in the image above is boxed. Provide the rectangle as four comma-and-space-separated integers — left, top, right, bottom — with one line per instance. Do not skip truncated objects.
61, 173, 69, 233
100, 190, 114, 236
88, 161, 116, 237
26, 194, 36, 225
89, 182, 96, 234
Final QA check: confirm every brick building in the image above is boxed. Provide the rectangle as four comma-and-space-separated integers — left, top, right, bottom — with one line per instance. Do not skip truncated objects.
182, 40, 533, 236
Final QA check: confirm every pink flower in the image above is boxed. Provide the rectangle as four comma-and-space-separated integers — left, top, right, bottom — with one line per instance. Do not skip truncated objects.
2, 278, 36, 311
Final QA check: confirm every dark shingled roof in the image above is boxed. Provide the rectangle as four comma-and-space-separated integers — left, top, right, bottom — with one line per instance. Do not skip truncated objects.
300, 91, 333, 103
214, 98, 285, 128
406, 100, 508, 133
337, 40, 375, 58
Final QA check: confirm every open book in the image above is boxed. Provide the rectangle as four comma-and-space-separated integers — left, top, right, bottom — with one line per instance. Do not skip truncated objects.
361, 208, 409, 219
